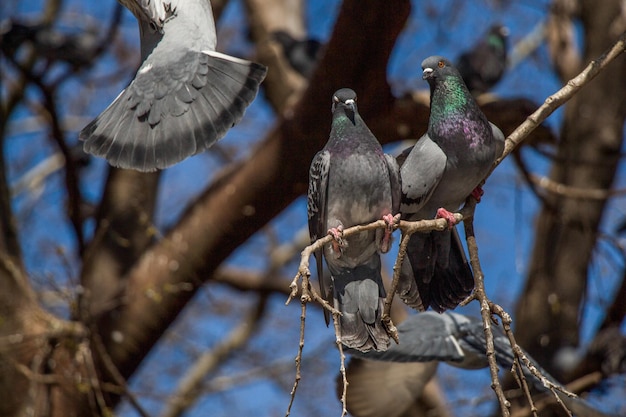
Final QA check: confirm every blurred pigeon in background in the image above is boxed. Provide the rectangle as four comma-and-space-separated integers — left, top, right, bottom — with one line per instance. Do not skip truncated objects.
0, 19, 100, 68
307, 88, 401, 352
80, 0, 267, 171
457, 24, 509, 95
271, 30, 322, 78
397, 56, 504, 312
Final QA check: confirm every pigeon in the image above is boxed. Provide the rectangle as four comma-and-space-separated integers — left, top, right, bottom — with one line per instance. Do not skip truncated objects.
307, 88, 401, 352
397, 56, 504, 312
270, 30, 322, 78
80, 0, 267, 172
0, 20, 99, 68
457, 24, 509, 95
344, 312, 618, 417
340, 357, 439, 417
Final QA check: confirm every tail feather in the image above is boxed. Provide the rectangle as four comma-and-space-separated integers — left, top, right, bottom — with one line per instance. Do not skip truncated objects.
333, 264, 389, 352
397, 256, 425, 311
398, 228, 473, 313
81, 51, 267, 171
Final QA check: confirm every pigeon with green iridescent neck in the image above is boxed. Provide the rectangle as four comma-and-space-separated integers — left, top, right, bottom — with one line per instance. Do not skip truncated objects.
457, 24, 509, 95
397, 56, 504, 313
80, 0, 267, 172
307, 88, 401, 352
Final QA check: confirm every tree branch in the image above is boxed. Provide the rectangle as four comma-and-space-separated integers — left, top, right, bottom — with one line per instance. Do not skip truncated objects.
161, 297, 268, 417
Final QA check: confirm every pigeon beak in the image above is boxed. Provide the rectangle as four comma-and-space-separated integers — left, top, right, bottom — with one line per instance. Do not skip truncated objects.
422, 67, 434, 80
344, 99, 356, 124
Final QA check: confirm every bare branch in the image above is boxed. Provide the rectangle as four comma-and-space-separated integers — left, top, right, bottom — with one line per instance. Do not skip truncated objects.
285, 301, 306, 417
161, 297, 267, 417
495, 30, 626, 167
529, 173, 626, 200
333, 312, 348, 417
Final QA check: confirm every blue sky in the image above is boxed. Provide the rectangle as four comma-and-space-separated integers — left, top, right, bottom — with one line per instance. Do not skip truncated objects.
4, 0, 626, 416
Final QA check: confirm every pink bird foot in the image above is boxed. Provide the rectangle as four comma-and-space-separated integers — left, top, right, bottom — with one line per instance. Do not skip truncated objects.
471, 186, 484, 202
436, 208, 457, 229
380, 213, 401, 253
327, 225, 345, 256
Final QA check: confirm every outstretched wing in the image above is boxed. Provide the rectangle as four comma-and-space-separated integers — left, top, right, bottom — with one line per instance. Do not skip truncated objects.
81, 50, 266, 171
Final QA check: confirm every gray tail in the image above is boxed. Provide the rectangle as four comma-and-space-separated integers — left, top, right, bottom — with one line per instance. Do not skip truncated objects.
333, 264, 390, 352
397, 228, 474, 312
81, 53, 267, 171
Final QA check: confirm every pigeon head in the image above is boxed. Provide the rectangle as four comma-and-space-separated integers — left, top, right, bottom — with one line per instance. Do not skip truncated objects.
483, 25, 509, 65
332, 88, 358, 124
421, 56, 472, 101
421, 56, 480, 135
488, 24, 509, 52
421, 56, 459, 83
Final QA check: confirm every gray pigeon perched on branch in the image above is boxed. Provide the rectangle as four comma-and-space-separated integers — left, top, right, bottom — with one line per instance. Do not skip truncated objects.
307, 88, 401, 352
345, 312, 618, 417
80, 0, 267, 171
457, 24, 509, 95
397, 56, 504, 312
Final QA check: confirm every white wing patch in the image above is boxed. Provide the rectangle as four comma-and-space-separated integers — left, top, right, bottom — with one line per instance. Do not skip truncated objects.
138, 63, 153, 74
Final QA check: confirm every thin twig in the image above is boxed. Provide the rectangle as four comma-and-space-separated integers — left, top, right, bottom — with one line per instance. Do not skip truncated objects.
333, 311, 349, 417
91, 332, 152, 417
381, 231, 412, 343
285, 301, 306, 417
462, 200, 512, 417
529, 173, 626, 200
80, 342, 110, 415
492, 304, 577, 398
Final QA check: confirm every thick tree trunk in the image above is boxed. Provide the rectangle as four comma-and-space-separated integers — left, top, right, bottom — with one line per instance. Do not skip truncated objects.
515, 0, 626, 384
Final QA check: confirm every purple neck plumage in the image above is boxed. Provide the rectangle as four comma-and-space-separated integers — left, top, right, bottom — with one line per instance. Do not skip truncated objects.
427, 75, 491, 149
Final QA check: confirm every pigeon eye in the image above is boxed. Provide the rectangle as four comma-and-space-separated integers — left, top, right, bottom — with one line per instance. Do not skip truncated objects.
438, 60, 445, 68
333, 96, 339, 103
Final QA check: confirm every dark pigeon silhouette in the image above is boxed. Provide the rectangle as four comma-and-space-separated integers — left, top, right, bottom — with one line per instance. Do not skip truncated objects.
271, 30, 322, 78
0, 20, 99, 68
457, 24, 509, 95
80, 0, 267, 172
307, 88, 401, 352
397, 56, 504, 312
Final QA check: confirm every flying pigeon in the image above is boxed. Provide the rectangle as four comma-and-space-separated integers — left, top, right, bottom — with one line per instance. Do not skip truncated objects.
271, 30, 322, 78
307, 88, 401, 352
80, 0, 267, 171
457, 24, 509, 95
397, 56, 504, 312
344, 312, 618, 417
